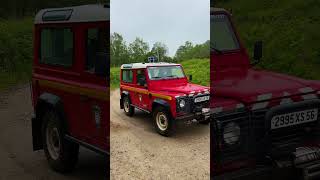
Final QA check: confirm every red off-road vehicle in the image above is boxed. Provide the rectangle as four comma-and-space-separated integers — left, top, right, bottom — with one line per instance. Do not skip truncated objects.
31, 4, 109, 172
211, 8, 320, 179
119, 62, 210, 136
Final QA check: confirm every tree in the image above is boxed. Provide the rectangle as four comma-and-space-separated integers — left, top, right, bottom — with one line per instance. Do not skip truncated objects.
150, 42, 168, 62
110, 32, 129, 66
128, 37, 149, 63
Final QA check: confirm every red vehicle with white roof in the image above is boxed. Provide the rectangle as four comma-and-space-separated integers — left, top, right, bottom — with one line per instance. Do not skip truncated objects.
119, 62, 210, 136
31, 4, 109, 172
211, 8, 320, 179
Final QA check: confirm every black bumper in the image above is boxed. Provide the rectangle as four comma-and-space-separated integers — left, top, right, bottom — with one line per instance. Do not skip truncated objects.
32, 115, 43, 151
175, 111, 210, 122
213, 160, 320, 180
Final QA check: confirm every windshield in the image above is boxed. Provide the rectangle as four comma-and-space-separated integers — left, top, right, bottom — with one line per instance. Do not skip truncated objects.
211, 14, 240, 51
147, 66, 185, 80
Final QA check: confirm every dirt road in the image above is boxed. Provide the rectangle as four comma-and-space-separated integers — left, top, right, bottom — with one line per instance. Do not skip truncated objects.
110, 90, 210, 179
0, 85, 108, 180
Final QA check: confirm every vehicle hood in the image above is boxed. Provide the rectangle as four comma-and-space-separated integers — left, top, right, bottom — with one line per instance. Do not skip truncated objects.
212, 69, 318, 104
156, 83, 209, 96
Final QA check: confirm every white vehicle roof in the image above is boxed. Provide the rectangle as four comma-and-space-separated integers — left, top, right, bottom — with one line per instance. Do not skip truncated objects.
211, 7, 228, 13
35, 4, 109, 24
121, 62, 181, 69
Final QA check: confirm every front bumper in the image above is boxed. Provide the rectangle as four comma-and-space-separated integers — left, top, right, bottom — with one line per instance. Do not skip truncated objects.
176, 108, 211, 122
214, 160, 320, 180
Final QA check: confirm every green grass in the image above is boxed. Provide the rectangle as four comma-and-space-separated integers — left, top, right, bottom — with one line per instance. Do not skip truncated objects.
217, 0, 320, 80
110, 59, 210, 90
0, 18, 33, 90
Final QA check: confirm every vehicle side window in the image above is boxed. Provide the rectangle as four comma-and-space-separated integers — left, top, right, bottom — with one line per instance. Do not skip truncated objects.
40, 28, 73, 67
136, 70, 146, 86
86, 28, 108, 73
122, 70, 133, 83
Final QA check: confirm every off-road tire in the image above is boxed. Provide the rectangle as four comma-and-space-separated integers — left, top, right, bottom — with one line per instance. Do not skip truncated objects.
42, 109, 79, 173
123, 96, 134, 116
153, 106, 176, 136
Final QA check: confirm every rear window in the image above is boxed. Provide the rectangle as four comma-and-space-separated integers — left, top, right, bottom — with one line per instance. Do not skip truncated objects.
122, 70, 133, 83
40, 28, 73, 67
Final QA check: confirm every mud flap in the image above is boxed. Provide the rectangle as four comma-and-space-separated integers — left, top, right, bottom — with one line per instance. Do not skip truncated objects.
120, 98, 123, 109
32, 116, 43, 151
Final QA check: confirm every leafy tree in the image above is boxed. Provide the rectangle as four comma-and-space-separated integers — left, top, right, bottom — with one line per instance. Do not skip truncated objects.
150, 42, 168, 62
128, 37, 149, 63
110, 32, 129, 67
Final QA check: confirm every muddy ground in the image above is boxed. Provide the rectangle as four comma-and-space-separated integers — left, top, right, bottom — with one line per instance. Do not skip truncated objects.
110, 90, 210, 179
0, 85, 108, 180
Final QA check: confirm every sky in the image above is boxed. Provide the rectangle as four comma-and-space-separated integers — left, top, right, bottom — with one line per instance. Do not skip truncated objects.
111, 0, 210, 57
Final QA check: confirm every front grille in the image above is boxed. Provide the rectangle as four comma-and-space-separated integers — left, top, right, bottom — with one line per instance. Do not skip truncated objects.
211, 110, 250, 163
177, 94, 209, 113
212, 100, 320, 165
252, 106, 320, 158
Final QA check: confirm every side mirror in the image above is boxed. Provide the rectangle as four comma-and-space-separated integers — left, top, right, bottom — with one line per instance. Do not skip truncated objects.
253, 41, 263, 61
95, 52, 109, 77
189, 75, 193, 81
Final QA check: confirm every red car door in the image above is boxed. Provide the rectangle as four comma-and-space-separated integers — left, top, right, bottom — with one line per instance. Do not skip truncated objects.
78, 23, 109, 151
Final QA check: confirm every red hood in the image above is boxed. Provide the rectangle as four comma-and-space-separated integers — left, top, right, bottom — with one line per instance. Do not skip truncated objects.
159, 83, 208, 94
212, 69, 318, 104
152, 80, 209, 95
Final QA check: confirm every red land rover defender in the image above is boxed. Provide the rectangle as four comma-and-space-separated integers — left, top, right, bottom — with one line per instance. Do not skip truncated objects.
31, 4, 109, 172
119, 62, 210, 136
211, 8, 320, 179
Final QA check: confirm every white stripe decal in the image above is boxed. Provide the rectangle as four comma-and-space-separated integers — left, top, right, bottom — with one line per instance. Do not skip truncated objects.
252, 93, 272, 110
257, 93, 272, 101
299, 87, 314, 93
302, 94, 317, 100
236, 103, 245, 109
252, 102, 269, 110
211, 107, 223, 114
280, 92, 293, 105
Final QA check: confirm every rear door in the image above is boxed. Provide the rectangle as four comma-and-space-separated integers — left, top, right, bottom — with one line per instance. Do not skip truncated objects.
78, 22, 109, 152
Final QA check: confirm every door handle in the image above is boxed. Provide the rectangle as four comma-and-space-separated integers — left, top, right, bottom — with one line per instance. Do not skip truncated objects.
80, 95, 89, 102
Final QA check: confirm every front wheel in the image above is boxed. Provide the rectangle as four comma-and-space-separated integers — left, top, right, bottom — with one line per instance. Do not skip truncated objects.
153, 106, 176, 136
42, 110, 79, 173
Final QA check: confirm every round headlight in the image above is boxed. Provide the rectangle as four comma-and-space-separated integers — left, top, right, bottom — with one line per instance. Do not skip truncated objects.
223, 122, 240, 145
179, 99, 186, 108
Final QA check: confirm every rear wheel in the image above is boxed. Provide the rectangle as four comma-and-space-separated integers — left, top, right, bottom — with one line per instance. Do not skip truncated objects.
153, 106, 176, 136
42, 110, 79, 173
123, 96, 134, 116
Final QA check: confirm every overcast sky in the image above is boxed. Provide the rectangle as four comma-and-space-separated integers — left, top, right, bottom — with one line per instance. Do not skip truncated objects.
111, 0, 209, 57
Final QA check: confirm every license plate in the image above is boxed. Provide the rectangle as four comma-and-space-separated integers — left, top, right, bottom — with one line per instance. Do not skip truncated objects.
194, 96, 210, 103
271, 109, 318, 130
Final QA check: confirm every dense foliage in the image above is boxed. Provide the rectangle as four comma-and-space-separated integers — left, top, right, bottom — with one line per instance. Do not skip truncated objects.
217, 0, 320, 80
110, 32, 209, 66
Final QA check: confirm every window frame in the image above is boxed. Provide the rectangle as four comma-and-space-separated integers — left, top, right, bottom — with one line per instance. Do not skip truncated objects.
122, 69, 133, 83
39, 27, 75, 68
84, 27, 109, 73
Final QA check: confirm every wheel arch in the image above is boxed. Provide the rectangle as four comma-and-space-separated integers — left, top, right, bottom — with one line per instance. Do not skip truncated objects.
33, 92, 68, 151
152, 98, 171, 115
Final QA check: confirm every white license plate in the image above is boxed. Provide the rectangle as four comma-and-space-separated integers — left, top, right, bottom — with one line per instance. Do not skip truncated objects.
271, 109, 318, 130
194, 96, 210, 103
